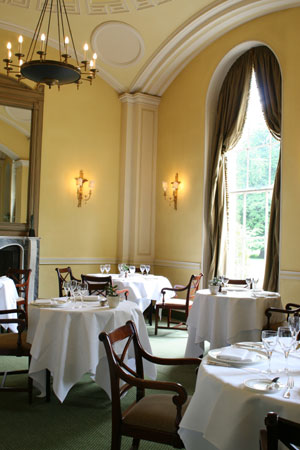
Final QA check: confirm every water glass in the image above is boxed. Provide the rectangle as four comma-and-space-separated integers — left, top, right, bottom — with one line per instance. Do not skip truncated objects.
129, 265, 135, 275
69, 280, 78, 308
252, 277, 259, 289
63, 280, 71, 297
261, 330, 277, 373
288, 315, 300, 345
278, 326, 295, 374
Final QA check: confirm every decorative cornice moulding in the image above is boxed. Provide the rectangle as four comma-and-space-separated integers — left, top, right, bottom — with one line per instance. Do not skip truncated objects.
39, 257, 117, 265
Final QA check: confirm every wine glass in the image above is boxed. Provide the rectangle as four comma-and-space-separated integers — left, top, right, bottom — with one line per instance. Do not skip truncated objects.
245, 278, 252, 289
288, 315, 300, 346
100, 265, 105, 274
63, 280, 71, 298
145, 265, 150, 275
261, 330, 278, 373
118, 263, 123, 274
223, 277, 229, 288
78, 281, 89, 308
277, 326, 295, 374
69, 280, 78, 308
140, 264, 145, 275
105, 264, 111, 274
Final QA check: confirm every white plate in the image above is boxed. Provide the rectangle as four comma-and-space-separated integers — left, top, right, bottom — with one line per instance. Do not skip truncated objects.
226, 286, 247, 291
208, 348, 267, 365
32, 301, 69, 308
244, 378, 284, 393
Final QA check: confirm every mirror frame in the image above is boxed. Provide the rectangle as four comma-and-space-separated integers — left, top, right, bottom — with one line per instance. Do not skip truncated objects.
0, 74, 44, 236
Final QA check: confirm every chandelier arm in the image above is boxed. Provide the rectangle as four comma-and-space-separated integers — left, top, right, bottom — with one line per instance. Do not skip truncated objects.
44, 0, 54, 57
26, 0, 48, 61
62, 0, 79, 65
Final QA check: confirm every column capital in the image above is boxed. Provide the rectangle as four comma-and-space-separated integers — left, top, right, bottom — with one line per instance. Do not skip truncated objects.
119, 92, 161, 107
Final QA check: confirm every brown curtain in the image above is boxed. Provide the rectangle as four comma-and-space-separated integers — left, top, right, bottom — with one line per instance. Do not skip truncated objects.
253, 46, 282, 291
207, 51, 253, 281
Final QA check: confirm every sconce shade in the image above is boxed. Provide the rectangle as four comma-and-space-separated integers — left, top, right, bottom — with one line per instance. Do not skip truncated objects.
162, 173, 181, 210
75, 170, 94, 207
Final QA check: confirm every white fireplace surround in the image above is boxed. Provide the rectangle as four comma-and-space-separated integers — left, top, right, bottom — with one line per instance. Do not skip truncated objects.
0, 236, 40, 302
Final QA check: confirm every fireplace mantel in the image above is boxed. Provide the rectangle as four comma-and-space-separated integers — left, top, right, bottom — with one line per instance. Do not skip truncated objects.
0, 236, 40, 301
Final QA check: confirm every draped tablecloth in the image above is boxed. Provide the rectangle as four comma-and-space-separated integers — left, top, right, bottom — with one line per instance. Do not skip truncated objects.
185, 289, 283, 357
88, 273, 173, 312
27, 300, 157, 402
0, 275, 19, 332
179, 348, 300, 450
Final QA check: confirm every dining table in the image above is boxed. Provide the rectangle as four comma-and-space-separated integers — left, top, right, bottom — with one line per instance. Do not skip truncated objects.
27, 298, 157, 402
179, 343, 300, 450
185, 288, 283, 357
87, 273, 173, 312
0, 275, 19, 332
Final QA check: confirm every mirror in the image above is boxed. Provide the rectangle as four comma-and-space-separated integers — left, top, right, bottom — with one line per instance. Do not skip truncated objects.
0, 74, 44, 236
0, 105, 31, 223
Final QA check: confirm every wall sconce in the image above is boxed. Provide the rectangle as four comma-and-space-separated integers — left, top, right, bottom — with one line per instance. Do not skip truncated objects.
162, 173, 181, 210
75, 170, 95, 207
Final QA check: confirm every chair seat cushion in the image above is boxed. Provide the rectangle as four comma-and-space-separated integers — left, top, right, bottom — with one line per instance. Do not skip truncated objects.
0, 331, 31, 356
123, 394, 190, 433
157, 298, 189, 307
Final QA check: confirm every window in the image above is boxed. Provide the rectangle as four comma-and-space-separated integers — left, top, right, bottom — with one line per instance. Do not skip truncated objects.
226, 71, 280, 286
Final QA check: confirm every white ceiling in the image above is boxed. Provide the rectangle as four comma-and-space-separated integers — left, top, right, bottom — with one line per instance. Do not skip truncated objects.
0, 0, 299, 95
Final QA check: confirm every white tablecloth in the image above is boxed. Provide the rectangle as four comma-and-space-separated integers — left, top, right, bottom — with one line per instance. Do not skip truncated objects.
185, 289, 283, 357
27, 300, 157, 402
88, 273, 173, 312
0, 275, 19, 332
179, 347, 300, 450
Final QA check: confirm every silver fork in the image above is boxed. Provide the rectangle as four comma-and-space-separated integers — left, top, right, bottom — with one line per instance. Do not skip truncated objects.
283, 376, 294, 398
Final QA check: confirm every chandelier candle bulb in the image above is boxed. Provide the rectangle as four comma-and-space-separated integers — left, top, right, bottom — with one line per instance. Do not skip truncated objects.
83, 43, 88, 60
64, 36, 69, 54
18, 35, 23, 53
7, 42, 11, 59
40, 33, 46, 52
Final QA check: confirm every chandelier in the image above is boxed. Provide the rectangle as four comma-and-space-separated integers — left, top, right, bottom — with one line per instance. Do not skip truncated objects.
3, 0, 98, 89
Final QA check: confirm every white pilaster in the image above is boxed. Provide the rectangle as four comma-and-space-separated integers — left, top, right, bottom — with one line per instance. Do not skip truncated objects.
118, 92, 160, 264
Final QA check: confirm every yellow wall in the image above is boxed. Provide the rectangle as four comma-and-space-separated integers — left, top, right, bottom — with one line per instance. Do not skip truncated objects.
156, 7, 300, 301
38, 77, 121, 297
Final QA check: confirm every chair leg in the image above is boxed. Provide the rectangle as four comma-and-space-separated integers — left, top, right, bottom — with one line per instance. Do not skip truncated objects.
154, 306, 160, 335
167, 309, 172, 328
131, 438, 140, 449
111, 432, 121, 450
148, 302, 153, 326
46, 369, 51, 402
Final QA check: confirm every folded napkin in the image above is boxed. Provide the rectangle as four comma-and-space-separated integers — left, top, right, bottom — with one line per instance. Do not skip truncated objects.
83, 295, 100, 301
217, 347, 257, 363
32, 299, 52, 305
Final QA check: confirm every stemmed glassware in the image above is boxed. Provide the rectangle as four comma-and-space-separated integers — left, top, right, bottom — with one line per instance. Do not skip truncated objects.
105, 264, 111, 274
288, 316, 300, 348
129, 265, 135, 275
140, 264, 145, 275
277, 326, 295, 374
245, 278, 252, 289
252, 277, 259, 289
100, 265, 105, 274
63, 280, 71, 298
145, 265, 150, 275
69, 280, 78, 308
261, 330, 278, 373
77, 281, 89, 308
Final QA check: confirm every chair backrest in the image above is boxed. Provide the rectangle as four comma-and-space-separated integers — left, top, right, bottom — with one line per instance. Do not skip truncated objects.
189, 273, 203, 300
6, 268, 31, 318
260, 412, 300, 450
81, 275, 112, 296
264, 304, 300, 330
99, 320, 144, 420
227, 279, 248, 287
55, 267, 78, 297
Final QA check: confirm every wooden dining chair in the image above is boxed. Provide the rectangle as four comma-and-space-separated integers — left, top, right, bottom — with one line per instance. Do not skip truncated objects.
260, 412, 300, 450
0, 308, 32, 402
6, 268, 32, 324
154, 274, 203, 335
99, 320, 201, 450
55, 267, 80, 297
81, 275, 112, 296
264, 302, 300, 332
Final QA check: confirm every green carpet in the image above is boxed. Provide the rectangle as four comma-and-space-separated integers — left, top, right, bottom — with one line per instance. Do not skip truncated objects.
1, 323, 199, 450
